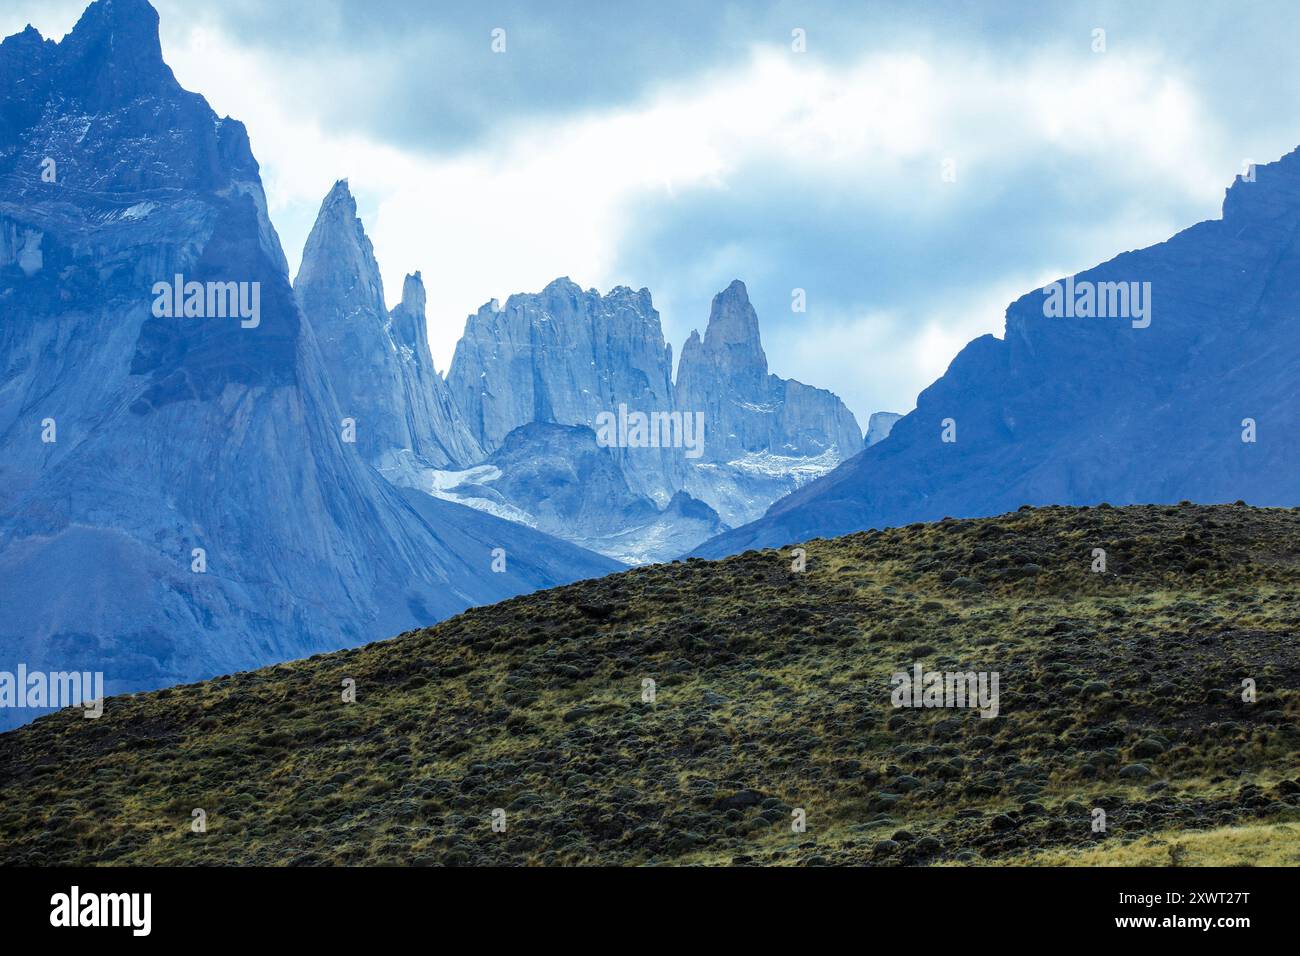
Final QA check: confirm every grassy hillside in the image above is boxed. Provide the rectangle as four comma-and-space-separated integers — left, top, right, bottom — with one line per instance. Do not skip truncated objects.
2, 503, 1298, 866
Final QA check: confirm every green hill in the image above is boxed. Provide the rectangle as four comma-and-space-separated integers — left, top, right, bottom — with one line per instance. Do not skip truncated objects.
2, 503, 1298, 866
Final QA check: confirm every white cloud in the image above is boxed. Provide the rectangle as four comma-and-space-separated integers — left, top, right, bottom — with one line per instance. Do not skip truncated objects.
773, 271, 1055, 423
2, 4, 1243, 415
0, 1, 85, 38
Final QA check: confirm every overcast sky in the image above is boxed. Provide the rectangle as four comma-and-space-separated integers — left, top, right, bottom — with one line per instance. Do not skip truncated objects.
5, 0, 1299, 423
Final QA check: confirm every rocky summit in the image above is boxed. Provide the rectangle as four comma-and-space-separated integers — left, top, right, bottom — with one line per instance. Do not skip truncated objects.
865, 411, 902, 447
293, 180, 482, 478
2, 504, 1297, 866
290, 188, 855, 565
675, 280, 862, 469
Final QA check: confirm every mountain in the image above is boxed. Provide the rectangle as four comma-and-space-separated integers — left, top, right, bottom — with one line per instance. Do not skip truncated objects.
675, 280, 863, 464
293, 181, 482, 480
295, 203, 729, 566
675, 279, 863, 527
288, 186, 861, 566
866, 411, 902, 447
694, 149, 1300, 558
4, 504, 1298, 865
447, 278, 681, 504
443, 276, 861, 560
0, 0, 618, 730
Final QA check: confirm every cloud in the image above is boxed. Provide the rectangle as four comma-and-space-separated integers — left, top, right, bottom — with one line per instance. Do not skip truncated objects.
6, 0, 1299, 423
341, 43, 1232, 396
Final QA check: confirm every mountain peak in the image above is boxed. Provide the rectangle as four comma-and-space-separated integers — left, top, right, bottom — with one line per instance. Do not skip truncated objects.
60, 0, 172, 97
295, 180, 386, 322
0, 23, 52, 61
398, 271, 427, 317
541, 276, 582, 298
69, 0, 162, 41
321, 178, 357, 214
702, 278, 766, 370
721, 278, 749, 299
1221, 145, 1300, 225
389, 272, 435, 366
9, 24, 43, 43
28, 0, 190, 122
306, 180, 366, 244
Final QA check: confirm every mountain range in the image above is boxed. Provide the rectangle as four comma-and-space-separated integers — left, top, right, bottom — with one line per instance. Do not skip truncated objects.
436, 275, 864, 562
0, 0, 866, 727
0, 0, 619, 729
7, 0, 1300, 731
291, 177, 867, 564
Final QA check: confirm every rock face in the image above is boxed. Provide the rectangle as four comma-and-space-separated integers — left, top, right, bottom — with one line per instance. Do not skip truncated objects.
693, 147, 1300, 558
444, 276, 863, 554
674, 280, 864, 526
676, 281, 862, 462
294, 182, 482, 478
293, 200, 733, 564
0, 0, 620, 729
447, 278, 680, 503
866, 412, 903, 447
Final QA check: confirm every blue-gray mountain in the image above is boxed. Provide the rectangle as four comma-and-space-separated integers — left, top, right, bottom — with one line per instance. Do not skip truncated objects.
291, 174, 868, 564
441, 276, 864, 561
865, 411, 902, 447
0, 0, 619, 729
673, 279, 864, 531
285, 180, 732, 564
293, 179, 483, 480
693, 148, 1300, 558
446, 278, 683, 504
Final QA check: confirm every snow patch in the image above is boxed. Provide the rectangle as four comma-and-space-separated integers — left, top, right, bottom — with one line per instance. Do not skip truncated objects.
119, 202, 157, 221
425, 464, 503, 492
725, 447, 841, 482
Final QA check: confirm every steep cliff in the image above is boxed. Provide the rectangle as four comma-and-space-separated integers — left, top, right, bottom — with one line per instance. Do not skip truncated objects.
293, 181, 483, 477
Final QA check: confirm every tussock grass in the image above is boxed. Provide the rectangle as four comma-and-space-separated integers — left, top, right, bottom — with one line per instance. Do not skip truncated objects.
1, 503, 1298, 866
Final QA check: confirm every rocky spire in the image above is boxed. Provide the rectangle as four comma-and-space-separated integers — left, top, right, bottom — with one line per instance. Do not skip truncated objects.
392, 270, 432, 359
698, 279, 769, 394
295, 179, 388, 319
675, 279, 862, 471
295, 181, 482, 471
